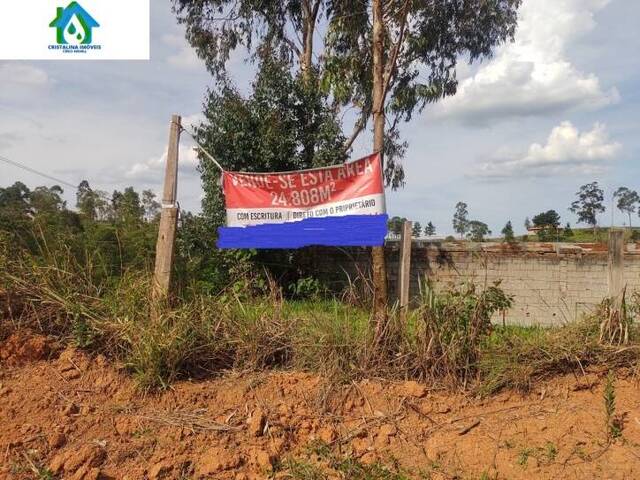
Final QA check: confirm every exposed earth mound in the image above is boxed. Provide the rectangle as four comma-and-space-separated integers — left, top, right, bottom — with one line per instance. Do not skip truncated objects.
1, 331, 640, 479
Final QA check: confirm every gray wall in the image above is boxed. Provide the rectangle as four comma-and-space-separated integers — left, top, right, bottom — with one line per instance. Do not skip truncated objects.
385, 241, 639, 326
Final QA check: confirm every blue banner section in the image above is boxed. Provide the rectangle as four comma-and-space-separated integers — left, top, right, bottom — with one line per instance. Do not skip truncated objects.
217, 214, 388, 249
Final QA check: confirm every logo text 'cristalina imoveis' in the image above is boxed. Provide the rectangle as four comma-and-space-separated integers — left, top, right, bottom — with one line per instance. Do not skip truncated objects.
49, 2, 101, 53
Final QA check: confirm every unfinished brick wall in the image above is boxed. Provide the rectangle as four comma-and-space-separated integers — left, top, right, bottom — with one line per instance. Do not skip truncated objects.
385, 242, 640, 326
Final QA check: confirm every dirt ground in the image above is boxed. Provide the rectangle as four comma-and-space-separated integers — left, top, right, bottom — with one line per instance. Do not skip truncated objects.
2, 331, 640, 479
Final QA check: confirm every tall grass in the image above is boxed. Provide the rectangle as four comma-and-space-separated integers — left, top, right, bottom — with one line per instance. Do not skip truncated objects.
403, 281, 513, 386
3, 233, 640, 392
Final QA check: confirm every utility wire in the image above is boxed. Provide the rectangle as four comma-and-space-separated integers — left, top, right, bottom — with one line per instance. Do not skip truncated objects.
0, 154, 79, 190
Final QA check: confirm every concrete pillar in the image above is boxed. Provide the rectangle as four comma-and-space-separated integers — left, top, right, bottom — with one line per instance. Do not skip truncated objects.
608, 229, 625, 302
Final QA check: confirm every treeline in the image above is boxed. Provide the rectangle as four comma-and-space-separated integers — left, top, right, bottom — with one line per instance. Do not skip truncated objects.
387, 217, 436, 238
0, 179, 259, 295
453, 182, 640, 243
0, 181, 351, 297
0, 181, 161, 277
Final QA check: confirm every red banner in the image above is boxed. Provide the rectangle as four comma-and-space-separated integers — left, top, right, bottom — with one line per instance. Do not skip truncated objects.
222, 153, 386, 227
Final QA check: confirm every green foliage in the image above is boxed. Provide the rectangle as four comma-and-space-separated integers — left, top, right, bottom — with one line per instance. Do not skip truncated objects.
467, 220, 491, 242
387, 216, 406, 237
613, 187, 639, 227
411, 221, 422, 238
279, 440, 410, 479
195, 57, 347, 228
570, 182, 606, 230
288, 276, 325, 300
453, 202, 469, 238
604, 370, 622, 440
410, 281, 513, 384
563, 222, 574, 239
174, 0, 522, 190
532, 210, 561, 229
501, 221, 515, 243
477, 316, 640, 396
532, 210, 561, 241
424, 221, 436, 237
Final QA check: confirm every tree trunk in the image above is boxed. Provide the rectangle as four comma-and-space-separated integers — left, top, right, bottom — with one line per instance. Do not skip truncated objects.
300, 0, 320, 81
371, 0, 388, 335
300, 0, 319, 165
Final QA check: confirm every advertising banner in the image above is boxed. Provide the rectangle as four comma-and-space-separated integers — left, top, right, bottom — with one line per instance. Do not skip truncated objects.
218, 153, 388, 248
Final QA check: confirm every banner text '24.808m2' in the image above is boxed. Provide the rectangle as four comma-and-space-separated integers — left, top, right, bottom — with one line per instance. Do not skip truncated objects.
217, 153, 388, 249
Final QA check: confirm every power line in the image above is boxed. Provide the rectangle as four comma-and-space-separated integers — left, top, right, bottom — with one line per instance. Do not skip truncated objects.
0, 154, 79, 190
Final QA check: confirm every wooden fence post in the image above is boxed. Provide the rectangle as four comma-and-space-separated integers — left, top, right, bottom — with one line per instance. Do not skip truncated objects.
398, 220, 412, 322
153, 114, 181, 301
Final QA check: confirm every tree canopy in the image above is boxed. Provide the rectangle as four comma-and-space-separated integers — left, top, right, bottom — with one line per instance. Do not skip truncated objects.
424, 221, 435, 237
502, 221, 514, 243
570, 182, 605, 231
174, 0, 522, 188
467, 220, 491, 242
532, 210, 561, 229
453, 201, 469, 238
613, 187, 639, 227
411, 221, 422, 238
195, 57, 347, 226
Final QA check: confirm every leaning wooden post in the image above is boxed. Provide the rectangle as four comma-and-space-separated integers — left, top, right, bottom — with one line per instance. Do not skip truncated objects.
153, 114, 181, 301
398, 220, 412, 323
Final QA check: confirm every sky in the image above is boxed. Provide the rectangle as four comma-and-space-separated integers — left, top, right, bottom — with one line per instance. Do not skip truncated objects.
1, 0, 639, 235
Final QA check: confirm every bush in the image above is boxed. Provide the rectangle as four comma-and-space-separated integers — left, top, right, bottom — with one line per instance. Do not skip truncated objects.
406, 281, 513, 385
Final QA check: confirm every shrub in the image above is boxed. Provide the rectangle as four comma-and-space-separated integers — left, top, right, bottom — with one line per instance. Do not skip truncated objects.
407, 281, 513, 385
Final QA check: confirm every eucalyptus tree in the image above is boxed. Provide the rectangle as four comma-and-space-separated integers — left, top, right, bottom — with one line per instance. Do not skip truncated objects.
174, 0, 522, 323
613, 187, 639, 228
502, 221, 515, 243
453, 201, 470, 239
570, 182, 605, 235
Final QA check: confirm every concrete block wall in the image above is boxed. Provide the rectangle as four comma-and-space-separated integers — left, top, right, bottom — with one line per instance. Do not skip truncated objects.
386, 241, 640, 326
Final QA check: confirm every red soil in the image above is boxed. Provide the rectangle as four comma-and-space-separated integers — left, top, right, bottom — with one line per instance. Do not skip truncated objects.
1, 330, 640, 479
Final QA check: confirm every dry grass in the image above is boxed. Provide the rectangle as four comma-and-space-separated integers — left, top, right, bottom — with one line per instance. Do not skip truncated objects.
2, 237, 640, 393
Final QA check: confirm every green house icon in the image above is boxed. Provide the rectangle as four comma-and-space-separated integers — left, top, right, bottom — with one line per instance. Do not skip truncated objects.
50, 2, 100, 45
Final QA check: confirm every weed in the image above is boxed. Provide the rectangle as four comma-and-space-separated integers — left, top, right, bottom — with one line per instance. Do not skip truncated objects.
280, 441, 410, 479
17, 451, 54, 480
408, 280, 513, 386
544, 442, 558, 462
516, 447, 536, 466
477, 318, 639, 396
598, 288, 632, 345
604, 371, 623, 440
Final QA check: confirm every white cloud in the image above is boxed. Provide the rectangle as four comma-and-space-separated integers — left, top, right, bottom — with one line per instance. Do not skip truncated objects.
0, 63, 48, 86
163, 34, 203, 70
472, 121, 621, 179
181, 113, 205, 131
126, 144, 200, 181
0, 63, 50, 101
434, 0, 619, 124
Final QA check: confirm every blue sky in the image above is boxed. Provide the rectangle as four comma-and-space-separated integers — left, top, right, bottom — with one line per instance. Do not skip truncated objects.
1, 0, 638, 235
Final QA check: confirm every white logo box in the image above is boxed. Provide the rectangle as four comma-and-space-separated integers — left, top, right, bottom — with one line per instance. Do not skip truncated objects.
0, 0, 150, 60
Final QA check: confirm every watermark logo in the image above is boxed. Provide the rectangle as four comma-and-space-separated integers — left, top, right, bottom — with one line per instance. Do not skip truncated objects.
49, 2, 101, 53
